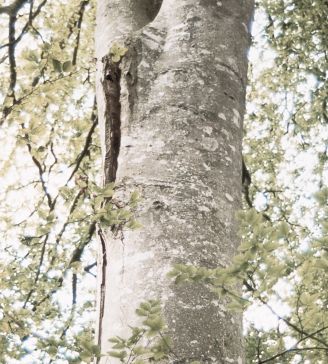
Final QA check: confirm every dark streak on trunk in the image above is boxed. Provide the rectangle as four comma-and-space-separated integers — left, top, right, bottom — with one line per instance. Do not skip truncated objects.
97, 57, 122, 359
103, 58, 122, 185
97, 230, 108, 363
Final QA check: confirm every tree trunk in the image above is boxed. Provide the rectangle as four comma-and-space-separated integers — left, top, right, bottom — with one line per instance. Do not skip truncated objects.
94, 0, 254, 363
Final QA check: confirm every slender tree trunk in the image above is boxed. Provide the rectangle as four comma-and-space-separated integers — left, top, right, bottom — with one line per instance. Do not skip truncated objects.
95, 0, 254, 363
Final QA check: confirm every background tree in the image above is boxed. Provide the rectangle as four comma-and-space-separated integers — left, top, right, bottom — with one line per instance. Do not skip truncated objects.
1, 0, 328, 364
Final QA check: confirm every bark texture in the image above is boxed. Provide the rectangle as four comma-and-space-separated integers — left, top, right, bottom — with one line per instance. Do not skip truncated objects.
95, 0, 254, 363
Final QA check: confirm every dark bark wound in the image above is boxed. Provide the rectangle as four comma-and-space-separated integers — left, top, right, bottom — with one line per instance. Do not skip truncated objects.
97, 230, 107, 363
97, 58, 122, 359
103, 59, 122, 184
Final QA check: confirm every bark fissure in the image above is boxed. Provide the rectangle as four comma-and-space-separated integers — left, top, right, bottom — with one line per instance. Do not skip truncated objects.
97, 55, 125, 358
97, 228, 108, 364
216, 60, 246, 90
119, 229, 126, 324
120, 229, 125, 283
102, 57, 122, 186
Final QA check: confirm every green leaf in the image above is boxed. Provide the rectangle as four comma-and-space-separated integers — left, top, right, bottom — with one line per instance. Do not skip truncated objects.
63, 60, 72, 72
140, 302, 151, 311
143, 316, 165, 331
48, 346, 58, 355
111, 42, 128, 62
46, 212, 56, 221
104, 203, 113, 212
166, 270, 179, 278
104, 182, 115, 191
80, 350, 93, 360
91, 344, 101, 355
149, 307, 162, 314
134, 360, 146, 364
197, 267, 208, 277
125, 219, 143, 230
300, 292, 320, 305
132, 346, 150, 355
314, 260, 328, 270
172, 264, 187, 273
245, 208, 258, 223
263, 242, 278, 252
149, 299, 161, 307
112, 343, 126, 350
107, 350, 127, 359
102, 190, 115, 198
3, 97, 14, 107
118, 210, 133, 220
175, 274, 188, 284
235, 210, 246, 220
129, 190, 144, 207
31, 126, 47, 136
41, 42, 51, 50
25, 62, 39, 72
112, 54, 121, 62
108, 338, 120, 343
276, 222, 290, 239
52, 59, 62, 72
146, 329, 158, 338
153, 351, 166, 360
314, 188, 328, 206
225, 301, 244, 312
238, 240, 256, 251
28, 49, 39, 62
136, 309, 148, 317
232, 255, 247, 266
186, 265, 197, 275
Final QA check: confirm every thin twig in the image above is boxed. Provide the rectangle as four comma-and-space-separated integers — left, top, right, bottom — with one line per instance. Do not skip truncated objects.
72, 1, 89, 66
0, 0, 47, 50
67, 97, 98, 183
0, 0, 29, 16
23, 233, 49, 308
72, 273, 77, 305
26, 142, 52, 208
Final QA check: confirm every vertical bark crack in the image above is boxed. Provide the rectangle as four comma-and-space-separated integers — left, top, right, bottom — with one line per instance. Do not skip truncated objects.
120, 229, 125, 282
103, 58, 122, 185
97, 228, 107, 364
97, 57, 123, 361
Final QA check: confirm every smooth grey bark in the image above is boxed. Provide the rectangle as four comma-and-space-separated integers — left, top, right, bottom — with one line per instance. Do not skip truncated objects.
95, 1, 254, 363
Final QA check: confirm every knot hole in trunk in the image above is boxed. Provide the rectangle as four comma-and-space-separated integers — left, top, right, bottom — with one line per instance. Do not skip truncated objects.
132, 0, 163, 30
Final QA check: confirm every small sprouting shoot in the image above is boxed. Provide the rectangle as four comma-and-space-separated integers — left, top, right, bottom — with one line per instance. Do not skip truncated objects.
111, 42, 128, 62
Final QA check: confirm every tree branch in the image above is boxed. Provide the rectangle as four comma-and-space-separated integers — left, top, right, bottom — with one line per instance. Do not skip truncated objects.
26, 142, 52, 208
8, 15, 17, 94
0, 0, 28, 16
260, 299, 328, 349
72, 1, 89, 66
72, 273, 77, 305
0, 0, 47, 51
69, 221, 96, 267
67, 98, 98, 183
23, 233, 49, 308
260, 347, 328, 364
84, 262, 96, 277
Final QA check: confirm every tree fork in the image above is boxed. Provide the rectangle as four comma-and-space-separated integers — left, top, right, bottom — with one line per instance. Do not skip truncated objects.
95, 0, 254, 363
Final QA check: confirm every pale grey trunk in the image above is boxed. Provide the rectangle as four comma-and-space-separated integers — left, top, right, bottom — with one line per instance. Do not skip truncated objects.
95, 1, 254, 364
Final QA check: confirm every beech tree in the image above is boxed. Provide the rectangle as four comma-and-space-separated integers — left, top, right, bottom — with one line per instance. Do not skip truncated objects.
93, 0, 253, 364
1, 0, 328, 364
